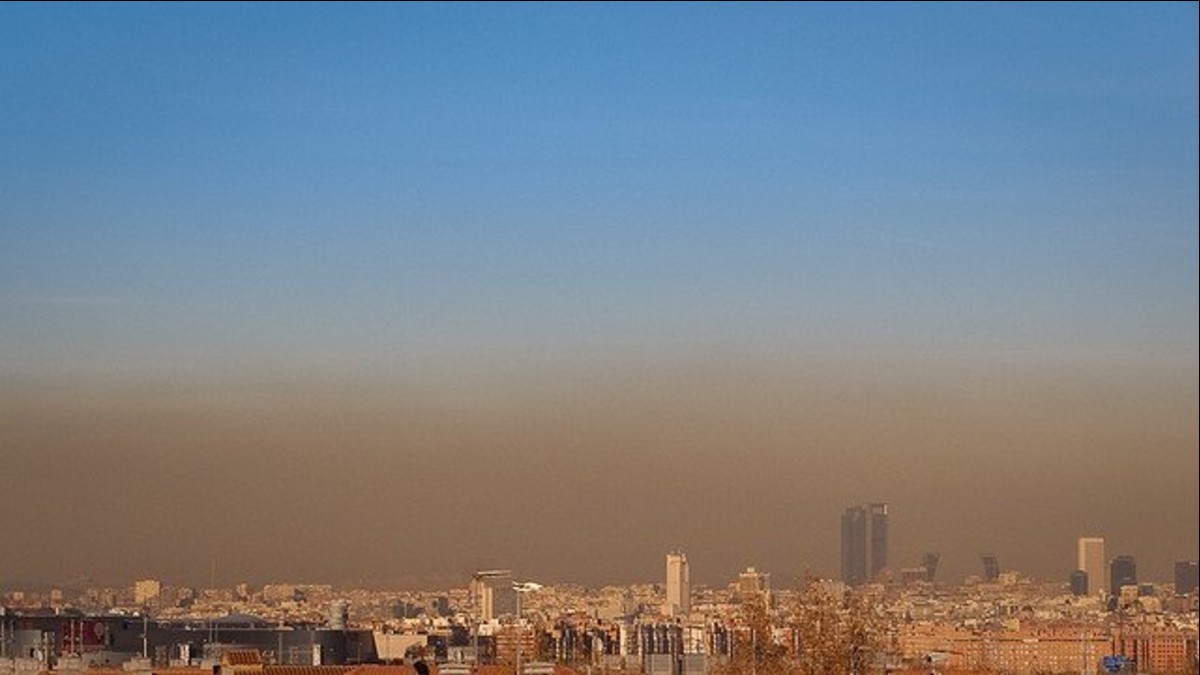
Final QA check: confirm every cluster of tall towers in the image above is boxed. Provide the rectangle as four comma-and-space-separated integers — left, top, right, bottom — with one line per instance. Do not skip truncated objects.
841, 502, 889, 586
662, 503, 892, 603
664, 513, 1195, 598
1074, 537, 1151, 598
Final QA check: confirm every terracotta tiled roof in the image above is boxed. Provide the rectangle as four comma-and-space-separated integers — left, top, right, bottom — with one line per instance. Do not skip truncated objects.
85, 668, 209, 675
347, 665, 434, 675
224, 650, 264, 666
261, 666, 355, 675
455, 666, 576, 675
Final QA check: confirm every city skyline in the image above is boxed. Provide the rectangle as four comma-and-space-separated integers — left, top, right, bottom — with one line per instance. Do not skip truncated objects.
1, 4, 1196, 589
3, 561, 1197, 675
5, 552, 1200, 596
2, 535, 1195, 592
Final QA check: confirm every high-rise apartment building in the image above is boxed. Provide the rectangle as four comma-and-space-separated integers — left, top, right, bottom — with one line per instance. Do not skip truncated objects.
737, 566, 771, 603
1110, 555, 1137, 597
665, 551, 690, 616
473, 570, 516, 621
1077, 537, 1106, 597
841, 502, 888, 586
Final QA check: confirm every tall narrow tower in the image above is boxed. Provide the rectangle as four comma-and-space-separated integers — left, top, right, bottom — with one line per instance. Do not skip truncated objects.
841, 507, 867, 586
665, 551, 690, 616
868, 502, 889, 580
1077, 537, 1106, 597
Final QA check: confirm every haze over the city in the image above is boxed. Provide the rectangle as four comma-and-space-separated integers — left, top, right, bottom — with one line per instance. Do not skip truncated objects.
1, 3, 1196, 590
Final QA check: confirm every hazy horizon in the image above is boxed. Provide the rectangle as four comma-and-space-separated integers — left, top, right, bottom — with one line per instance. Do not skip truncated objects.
3, 353, 1196, 590
1, 4, 1196, 593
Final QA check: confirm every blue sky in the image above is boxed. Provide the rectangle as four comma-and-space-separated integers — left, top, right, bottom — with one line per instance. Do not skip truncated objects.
2, 2, 1197, 377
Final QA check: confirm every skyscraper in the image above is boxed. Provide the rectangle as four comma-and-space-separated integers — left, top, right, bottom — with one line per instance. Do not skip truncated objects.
868, 503, 889, 580
665, 551, 690, 616
841, 502, 888, 586
1110, 555, 1137, 597
980, 553, 1001, 582
1077, 537, 1106, 597
922, 552, 940, 583
841, 507, 867, 586
1175, 561, 1199, 595
1070, 570, 1089, 596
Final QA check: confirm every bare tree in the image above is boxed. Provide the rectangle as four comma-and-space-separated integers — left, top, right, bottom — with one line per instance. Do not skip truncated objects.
712, 580, 884, 675
790, 579, 883, 675
715, 595, 797, 675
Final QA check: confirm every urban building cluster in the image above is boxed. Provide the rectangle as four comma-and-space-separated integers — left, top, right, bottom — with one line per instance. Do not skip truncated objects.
3, 506, 1196, 675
